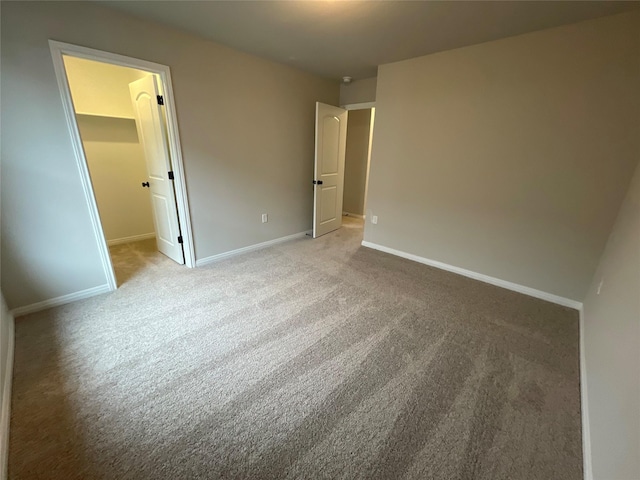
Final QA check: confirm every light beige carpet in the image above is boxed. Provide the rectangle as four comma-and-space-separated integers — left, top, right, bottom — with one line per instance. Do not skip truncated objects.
10, 218, 582, 479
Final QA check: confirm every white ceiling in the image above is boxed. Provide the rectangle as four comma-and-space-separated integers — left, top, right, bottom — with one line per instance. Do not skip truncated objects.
101, 1, 640, 80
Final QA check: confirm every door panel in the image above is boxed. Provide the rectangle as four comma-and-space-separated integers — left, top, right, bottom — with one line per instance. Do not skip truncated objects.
321, 116, 340, 174
320, 186, 338, 224
129, 76, 184, 264
151, 194, 175, 244
313, 102, 348, 238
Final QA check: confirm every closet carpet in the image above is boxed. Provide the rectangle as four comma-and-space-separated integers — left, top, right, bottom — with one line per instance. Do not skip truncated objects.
9, 218, 582, 479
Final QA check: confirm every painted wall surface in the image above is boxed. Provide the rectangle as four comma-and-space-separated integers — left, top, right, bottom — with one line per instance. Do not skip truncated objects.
64, 57, 155, 243
582, 160, 640, 480
63, 55, 149, 118
343, 109, 372, 216
0, 1, 338, 309
76, 116, 155, 242
340, 77, 377, 106
365, 12, 640, 301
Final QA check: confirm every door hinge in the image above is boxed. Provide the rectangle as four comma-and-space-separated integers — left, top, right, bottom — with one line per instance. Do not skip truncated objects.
157, 95, 164, 105
177, 236, 183, 244
313, 180, 323, 185
168, 171, 174, 180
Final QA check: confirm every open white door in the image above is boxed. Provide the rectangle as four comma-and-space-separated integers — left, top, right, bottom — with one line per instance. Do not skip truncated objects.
129, 76, 184, 264
313, 102, 348, 238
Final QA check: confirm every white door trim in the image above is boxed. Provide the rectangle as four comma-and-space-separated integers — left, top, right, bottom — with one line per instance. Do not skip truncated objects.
363, 107, 376, 213
579, 307, 593, 480
48, 40, 196, 289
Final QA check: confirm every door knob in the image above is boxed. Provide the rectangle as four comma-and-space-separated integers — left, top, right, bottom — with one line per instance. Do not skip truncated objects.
141, 181, 150, 188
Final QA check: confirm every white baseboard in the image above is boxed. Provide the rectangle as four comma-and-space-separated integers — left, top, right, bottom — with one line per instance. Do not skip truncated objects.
107, 233, 155, 246
342, 212, 365, 219
10, 284, 112, 317
0, 311, 15, 480
579, 307, 593, 480
361, 241, 582, 310
196, 231, 310, 267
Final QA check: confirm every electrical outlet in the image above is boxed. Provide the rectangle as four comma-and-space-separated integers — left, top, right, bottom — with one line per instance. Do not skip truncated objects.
371, 215, 378, 225
262, 213, 268, 223
597, 279, 604, 295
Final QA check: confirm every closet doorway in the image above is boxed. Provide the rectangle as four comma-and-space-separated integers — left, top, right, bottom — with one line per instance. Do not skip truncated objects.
50, 41, 195, 290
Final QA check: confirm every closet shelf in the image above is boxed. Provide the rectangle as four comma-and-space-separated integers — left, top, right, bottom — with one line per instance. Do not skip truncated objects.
75, 112, 135, 120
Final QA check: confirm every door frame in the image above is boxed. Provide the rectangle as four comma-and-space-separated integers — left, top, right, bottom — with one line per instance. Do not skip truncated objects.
49, 40, 196, 292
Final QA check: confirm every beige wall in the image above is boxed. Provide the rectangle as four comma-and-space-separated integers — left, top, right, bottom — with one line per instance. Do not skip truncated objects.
65, 57, 155, 243
0, 1, 338, 309
76, 116, 155, 243
340, 77, 377, 106
343, 109, 372, 216
582, 160, 640, 480
365, 11, 640, 301
63, 56, 149, 118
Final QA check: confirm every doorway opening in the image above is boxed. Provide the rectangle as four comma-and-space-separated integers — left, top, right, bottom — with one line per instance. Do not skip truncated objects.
49, 41, 195, 290
312, 101, 375, 238
342, 106, 375, 222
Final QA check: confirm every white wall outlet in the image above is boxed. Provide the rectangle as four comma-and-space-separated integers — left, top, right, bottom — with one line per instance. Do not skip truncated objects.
371, 215, 378, 225
262, 213, 268, 223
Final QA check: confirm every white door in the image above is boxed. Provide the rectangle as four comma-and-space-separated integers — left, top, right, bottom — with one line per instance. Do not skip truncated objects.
313, 102, 348, 238
129, 76, 184, 264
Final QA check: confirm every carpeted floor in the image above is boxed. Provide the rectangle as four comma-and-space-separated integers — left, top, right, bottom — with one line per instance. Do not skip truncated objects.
9, 217, 582, 479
